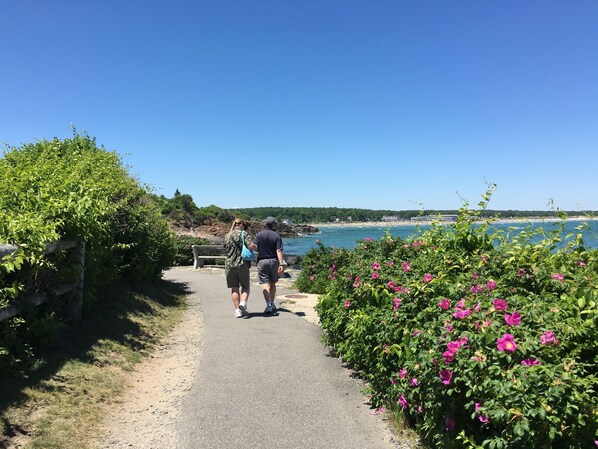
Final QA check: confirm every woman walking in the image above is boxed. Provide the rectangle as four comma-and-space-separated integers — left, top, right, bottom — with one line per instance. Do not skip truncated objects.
224, 218, 257, 318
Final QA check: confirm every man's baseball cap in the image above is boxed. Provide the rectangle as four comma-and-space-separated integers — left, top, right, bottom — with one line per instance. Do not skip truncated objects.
265, 216, 276, 225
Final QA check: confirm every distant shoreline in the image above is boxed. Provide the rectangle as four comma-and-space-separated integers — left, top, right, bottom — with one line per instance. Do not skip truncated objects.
308, 216, 597, 229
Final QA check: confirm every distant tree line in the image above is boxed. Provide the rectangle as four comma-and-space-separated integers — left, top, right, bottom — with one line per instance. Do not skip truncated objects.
154, 192, 596, 226
228, 207, 596, 224
151, 190, 235, 227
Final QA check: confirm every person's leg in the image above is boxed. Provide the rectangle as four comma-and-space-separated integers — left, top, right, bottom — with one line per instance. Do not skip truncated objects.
240, 289, 249, 302
227, 268, 243, 317
266, 260, 279, 311
231, 287, 241, 308
238, 263, 250, 316
270, 282, 276, 311
257, 260, 270, 304
261, 283, 271, 303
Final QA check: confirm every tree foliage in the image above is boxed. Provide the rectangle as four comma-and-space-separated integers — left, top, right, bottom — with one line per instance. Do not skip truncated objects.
151, 193, 234, 226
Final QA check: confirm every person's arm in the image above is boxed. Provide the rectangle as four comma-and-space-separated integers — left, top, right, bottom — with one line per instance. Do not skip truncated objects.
276, 235, 284, 271
249, 234, 258, 252
277, 249, 284, 272
245, 233, 258, 251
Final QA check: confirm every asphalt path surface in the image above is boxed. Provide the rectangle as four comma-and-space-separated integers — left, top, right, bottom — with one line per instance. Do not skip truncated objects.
167, 268, 398, 449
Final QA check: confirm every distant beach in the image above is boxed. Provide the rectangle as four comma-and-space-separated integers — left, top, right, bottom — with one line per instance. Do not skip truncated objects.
309, 216, 597, 229
284, 217, 598, 256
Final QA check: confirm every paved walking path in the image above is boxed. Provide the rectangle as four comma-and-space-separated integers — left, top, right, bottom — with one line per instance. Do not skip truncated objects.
165, 267, 401, 449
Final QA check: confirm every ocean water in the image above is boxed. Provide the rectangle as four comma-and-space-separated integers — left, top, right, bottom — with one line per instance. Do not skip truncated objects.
283, 220, 598, 256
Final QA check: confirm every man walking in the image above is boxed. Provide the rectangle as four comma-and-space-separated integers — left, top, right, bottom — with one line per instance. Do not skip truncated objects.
254, 216, 284, 314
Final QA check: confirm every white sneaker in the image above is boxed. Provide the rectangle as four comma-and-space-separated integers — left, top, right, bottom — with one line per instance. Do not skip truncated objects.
239, 302, 249, 316
235, 308, 243, 318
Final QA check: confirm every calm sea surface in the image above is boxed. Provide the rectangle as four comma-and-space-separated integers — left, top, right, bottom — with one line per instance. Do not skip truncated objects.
283, 220, 598, 256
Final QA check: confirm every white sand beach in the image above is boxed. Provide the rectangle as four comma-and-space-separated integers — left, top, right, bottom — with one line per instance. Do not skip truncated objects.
309, 216, 596, 229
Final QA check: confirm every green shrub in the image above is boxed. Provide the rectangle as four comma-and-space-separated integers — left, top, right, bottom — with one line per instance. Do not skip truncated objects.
294, 240, 350, 294
0, 131, 176, 374
173, 235, 209, 266
308, 187, 598, 449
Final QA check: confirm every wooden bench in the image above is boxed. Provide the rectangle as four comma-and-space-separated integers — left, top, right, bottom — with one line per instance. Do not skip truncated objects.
191, 244, 227, 269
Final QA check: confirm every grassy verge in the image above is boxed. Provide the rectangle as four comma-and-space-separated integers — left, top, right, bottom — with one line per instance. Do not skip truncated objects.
0, 278, 188, 449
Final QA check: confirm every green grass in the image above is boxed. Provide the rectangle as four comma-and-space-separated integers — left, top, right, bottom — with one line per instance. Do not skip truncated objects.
0, 278, 188, 449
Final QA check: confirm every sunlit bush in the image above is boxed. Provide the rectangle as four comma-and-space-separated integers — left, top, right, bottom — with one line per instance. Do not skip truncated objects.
0, 131, 176, 373
305, 186, 597, 448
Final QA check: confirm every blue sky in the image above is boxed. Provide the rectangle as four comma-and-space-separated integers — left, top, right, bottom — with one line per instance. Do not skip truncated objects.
2, 1, 597, 211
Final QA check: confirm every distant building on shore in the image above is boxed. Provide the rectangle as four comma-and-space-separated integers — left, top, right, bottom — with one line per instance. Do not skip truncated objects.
382, 215, 399, 222
411, 214, 458, 223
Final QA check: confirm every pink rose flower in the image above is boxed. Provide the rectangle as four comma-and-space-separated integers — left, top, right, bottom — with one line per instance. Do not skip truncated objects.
372, 262, 380, 271
398, 394, 408, 410
422, 273, 433, 283
448, 341, 461, 351
393, 297, 401, 310
521, 358, 541, 366
504, 311, 521, 326
496, 333, 517, 352
442, 350, 455, 364
551, 273, 564, 281
540, 330, 559, 345
453, 309, 472, 319
475, 402, 490, 423
344, 300, 351, 309
371, 272, 379, 280
398, 368, 408, 378
438, 298, 451, 310
440, 369, 453, 385
486, 280, 497, 291
493, 298, 507, 311
401, 261, 411, 272
470, 284, 483, 294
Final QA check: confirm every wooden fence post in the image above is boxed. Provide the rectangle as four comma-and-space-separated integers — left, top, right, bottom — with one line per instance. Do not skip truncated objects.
69, 241, 85, 321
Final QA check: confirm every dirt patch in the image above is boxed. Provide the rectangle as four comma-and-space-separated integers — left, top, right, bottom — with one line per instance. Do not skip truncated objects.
97, 290, 203, 448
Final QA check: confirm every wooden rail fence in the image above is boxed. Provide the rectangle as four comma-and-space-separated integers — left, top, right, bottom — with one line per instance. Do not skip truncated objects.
0, 240, 85, 322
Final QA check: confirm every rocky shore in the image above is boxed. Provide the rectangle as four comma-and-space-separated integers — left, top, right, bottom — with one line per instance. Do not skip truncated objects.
172, 219, 317, 264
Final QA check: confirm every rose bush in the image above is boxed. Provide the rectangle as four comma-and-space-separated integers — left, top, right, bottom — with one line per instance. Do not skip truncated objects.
307, 189, 597, 448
